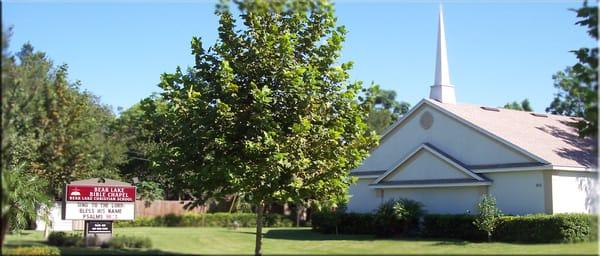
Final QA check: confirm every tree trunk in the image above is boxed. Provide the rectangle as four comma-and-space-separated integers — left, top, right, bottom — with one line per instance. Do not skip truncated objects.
1, 216, 9, 245
254, 202, 265, 256
295, 204, 301, 227
43, 220, 51, 239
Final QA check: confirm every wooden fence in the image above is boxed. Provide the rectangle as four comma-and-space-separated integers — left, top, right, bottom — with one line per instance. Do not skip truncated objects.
135, 200, 207, 217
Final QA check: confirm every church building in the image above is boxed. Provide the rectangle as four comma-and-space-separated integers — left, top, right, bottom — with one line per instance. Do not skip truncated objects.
347, 7, 598, 215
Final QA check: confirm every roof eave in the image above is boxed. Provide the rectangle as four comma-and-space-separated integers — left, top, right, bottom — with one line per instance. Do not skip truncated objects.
369, 181, 492, 189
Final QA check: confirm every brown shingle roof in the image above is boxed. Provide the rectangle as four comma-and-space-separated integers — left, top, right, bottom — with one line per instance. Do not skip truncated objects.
428, 99, 597, 169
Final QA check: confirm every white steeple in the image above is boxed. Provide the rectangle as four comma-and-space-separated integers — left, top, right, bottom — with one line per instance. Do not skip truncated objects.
429, 4, 456, 104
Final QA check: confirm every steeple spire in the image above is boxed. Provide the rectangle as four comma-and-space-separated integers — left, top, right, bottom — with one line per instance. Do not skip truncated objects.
429, 4, 456, 104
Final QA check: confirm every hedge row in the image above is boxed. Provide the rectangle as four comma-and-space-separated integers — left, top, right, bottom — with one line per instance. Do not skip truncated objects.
103, 235, 152, 249
47, 232, 152, 249
422, 214, 487, 241
424, 213, 598, 243
312, 212, 598, 243
114, 213, 293, 228
3, 247, 60, 256
47, 232, 85, 247
495, 214, 598, 243
311, 212, 375, 235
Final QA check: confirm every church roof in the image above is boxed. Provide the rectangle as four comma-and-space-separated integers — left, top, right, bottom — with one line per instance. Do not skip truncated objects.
427, 99, 597, 169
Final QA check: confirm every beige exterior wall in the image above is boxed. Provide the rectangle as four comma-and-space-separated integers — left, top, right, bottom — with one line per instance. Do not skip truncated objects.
381, 186, 486, 214
486, 171, 546, 215
356, 105, 535, 173
385, 150, 470, 182
551, 171, 599, 213
347, 179, 382, 213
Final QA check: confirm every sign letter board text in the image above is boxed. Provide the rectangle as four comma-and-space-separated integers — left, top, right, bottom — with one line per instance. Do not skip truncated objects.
86, 221, 113, 234
65, 184, 136, 220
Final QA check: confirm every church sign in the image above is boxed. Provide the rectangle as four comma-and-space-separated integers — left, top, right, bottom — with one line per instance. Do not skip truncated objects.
63, 178, 136, 247
86, 221, 113, 234
66, 185, 135, 202
64, 181, 136, 221
64, 201, 135, 220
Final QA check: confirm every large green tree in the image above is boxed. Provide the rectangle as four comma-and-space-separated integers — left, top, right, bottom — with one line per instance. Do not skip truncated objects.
1, 28, 127, 242
502, 99, 533, 112
115, 96, 170, 202
546, 1, 597, 137
367, 86, 410, 134
1, 28, 53, 244
157, 1, 377, 254
30, 63, 127, 196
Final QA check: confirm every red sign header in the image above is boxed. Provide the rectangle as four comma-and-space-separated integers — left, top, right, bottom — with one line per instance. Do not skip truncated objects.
66, 185, 136, 202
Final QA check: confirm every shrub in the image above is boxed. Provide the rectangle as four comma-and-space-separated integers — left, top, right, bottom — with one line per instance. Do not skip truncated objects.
312, 199, 424, 236
338, 212, 375, 235
311, 210, 375, 235
47, 231, 67, 246
372, 198, 424, 237
373, 200, 404, 237
114, 213, 293, 228
264, 213, 294, 227
4, 246, 60, 256
311, 209, 341, 234
394, 198, 426, 234
106, 235, 152, 249
422, 214, 487, 241
494, 214, 598, 243
473, 194, 502, 241
47, 231, 84, 247
424, 213, 598, 243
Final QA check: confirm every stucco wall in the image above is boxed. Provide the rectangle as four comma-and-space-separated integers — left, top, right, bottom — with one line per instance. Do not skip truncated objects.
347, 179, 486, 214
385, 149, 469, 181
356, 105, 534, 173
382, 186, 486, 214
347, 179, 382, 213
486, 171, 545, 215
552, 171, 599, 213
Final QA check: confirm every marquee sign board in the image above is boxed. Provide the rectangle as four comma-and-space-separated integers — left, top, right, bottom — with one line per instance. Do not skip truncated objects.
86, 221, 113, 234
64, 201, 135, 220
64, 179, 136, 221
66, 185, 135, 202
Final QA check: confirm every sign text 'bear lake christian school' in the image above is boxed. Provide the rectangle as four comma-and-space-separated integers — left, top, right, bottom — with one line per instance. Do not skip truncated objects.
64, 181, 136, 221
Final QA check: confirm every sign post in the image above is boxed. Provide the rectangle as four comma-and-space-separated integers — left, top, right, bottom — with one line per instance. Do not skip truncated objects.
63, 178, 136, 247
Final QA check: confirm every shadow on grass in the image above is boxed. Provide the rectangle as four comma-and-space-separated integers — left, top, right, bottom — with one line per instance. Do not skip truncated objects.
431, 240, 469, 246
258, 228, 376, 241
3, 242, 183, 255
258, 229, 478, 246
57, 247, 182, 255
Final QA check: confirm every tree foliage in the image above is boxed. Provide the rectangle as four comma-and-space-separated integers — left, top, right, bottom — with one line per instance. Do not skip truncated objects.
366, 86, 410, 134
473, 194, 502, 242
1, 27, 126, 242
546, 1, 597, 137
156, 0, 377, 254
502, 99, 532, 112
114, 97, 170, 201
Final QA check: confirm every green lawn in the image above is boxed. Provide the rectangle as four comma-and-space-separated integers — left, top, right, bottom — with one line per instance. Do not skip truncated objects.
3, 227, 599, 255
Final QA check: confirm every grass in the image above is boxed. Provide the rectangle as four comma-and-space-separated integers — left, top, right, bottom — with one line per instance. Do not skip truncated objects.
3, 227, 599, 255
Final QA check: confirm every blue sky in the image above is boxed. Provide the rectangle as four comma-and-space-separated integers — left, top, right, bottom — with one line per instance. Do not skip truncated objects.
3, 1, 595, 113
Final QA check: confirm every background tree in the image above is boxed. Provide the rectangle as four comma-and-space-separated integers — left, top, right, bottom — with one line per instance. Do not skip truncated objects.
2, 27, 127, 242
115, 96, 170, 202
1, 27, 54, 244
31, 63, 127, 197
157, 1, 377, 254
366, 86, 410, 134
546, 1, 597, 137
502, 99, 532, 111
